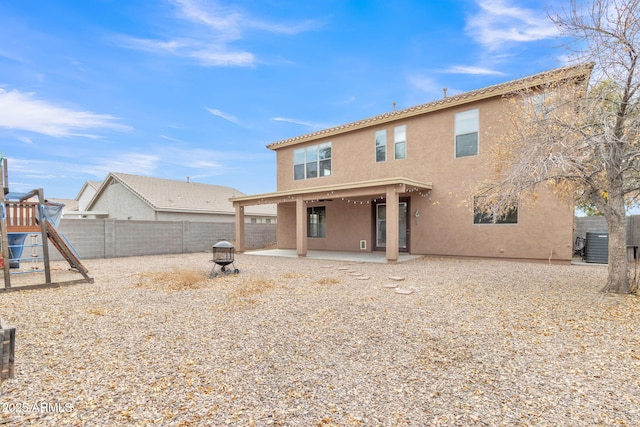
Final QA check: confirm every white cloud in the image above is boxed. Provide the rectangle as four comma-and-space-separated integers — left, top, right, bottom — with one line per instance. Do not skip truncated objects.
206, 107, 241, 124
271, 117, 329, 129
160, 135, 186, 143
246, 18, 322, 35
117, 0, 319, 67
407, 75, 450, 100
172, 0, 243, 38
117, 37, 191, 54
159, 146, 241, 173
444, 65, 506, 76
190, 49, 255, 67
466, 0, 558, 50
83, 145, 268, 182
0, 89, 131, 138
117, 35, 256, 67
336, 95, 356, 105
173, 0, 320, 36
84, 153, 160, 178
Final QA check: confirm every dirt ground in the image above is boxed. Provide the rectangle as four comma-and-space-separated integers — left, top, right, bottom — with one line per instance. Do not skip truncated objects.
1, 252, 638, 426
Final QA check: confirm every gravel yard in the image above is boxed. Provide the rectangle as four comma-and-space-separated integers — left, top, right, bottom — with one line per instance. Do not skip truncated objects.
0, 252, 638, 426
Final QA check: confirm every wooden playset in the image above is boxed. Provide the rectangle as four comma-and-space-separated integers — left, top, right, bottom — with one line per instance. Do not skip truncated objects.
0, 158, 92, 291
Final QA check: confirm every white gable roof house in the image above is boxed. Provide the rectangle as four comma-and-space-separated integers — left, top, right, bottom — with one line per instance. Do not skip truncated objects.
77, 172, 276, 223
76, 180, 102, 212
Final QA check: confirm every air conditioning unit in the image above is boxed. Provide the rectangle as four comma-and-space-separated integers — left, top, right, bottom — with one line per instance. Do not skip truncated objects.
359, 240, 367, 250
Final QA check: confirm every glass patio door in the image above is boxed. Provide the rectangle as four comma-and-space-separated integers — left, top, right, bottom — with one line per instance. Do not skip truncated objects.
375, 201, 408, 250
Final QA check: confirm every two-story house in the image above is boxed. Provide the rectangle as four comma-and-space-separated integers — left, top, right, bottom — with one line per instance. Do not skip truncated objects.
231, 63, 593, 264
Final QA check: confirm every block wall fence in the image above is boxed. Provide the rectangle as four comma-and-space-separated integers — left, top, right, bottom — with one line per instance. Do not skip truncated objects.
47, 219, 276, 261
574, 215, 639, 246
41, 216, 638, 262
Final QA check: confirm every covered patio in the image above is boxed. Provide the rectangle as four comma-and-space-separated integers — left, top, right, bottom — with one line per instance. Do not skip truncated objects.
230, 177, 432, 263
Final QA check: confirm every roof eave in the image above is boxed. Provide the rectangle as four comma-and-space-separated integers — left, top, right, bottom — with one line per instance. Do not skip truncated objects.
230, 177, 433, 205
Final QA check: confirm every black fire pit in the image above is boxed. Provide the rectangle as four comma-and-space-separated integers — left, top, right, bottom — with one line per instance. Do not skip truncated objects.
209, 240, 240, 278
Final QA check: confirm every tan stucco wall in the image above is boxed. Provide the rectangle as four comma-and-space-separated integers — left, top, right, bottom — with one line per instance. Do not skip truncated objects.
274, 96, 575, 262
277, 200, 374, 251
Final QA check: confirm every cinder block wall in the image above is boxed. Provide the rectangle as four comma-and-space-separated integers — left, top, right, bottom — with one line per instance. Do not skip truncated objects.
574, 215, 638, 246
574, 216, 608, 239
47, 219, 276, 261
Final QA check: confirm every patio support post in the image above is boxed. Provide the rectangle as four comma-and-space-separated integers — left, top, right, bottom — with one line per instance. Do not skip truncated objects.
385, 185, 399, 262
296, 196, 307, 257
234, 203, 245, 253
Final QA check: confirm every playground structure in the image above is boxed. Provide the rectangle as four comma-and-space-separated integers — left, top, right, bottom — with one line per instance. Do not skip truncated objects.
0, 158, 92, 291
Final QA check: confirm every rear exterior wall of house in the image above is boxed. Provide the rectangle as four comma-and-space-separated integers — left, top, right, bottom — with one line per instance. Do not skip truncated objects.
274, 95, 575, 263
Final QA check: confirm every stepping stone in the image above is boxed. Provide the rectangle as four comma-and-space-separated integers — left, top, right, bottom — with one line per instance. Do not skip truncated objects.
382, 283, 398, 288
337, 267, 350, 270
349, 272, 363, 276
356, 276, 370, 280
395, 288, 414, 295
322, 265, 335, 268
389, 276, 405, 281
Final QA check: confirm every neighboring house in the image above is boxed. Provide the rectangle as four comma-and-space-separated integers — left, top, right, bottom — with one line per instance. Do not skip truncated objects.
77, 172, 276, 223
231, 63, 593, 263
62, 180, 103, 218
76, 180, 102, 211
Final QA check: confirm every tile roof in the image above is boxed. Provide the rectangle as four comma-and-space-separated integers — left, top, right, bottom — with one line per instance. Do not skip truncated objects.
267, 62, 594, 150
92, 173, 276, 216
87, 181, 102, 191
74, 180, 103, 201
47, 198, 78, 211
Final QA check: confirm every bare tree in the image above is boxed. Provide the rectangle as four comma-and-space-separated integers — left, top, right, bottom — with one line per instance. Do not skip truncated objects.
479, 0, 640, 294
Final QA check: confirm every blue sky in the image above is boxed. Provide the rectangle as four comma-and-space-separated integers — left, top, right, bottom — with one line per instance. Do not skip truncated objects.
0, 0, 569, 199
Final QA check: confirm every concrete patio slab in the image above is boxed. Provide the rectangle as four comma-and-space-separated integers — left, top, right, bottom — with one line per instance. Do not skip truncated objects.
243, 249, 422, 264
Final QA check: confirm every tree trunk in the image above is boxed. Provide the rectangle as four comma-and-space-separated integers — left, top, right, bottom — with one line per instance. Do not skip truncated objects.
604, 211, 630, 294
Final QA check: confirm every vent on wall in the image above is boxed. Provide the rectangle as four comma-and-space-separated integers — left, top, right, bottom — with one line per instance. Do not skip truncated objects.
359, 240, 367, 250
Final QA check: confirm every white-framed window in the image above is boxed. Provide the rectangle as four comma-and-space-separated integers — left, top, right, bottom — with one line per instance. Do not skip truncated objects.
394, 125, 406, 160
455, 109, 479, 158
375, 130, 386, 162
294, 142, 332, 180
307, 206, 326, 238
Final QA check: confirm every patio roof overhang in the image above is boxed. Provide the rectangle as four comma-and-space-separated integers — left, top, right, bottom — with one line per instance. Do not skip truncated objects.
229, 177, 433, 206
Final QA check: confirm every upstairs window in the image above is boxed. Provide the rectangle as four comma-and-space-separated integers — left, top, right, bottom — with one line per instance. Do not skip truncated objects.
394, 125, 406, 160
318, 143, 332, 177
375, 130, 386, 162
455, 109, 479, 158
526, 91, 556, 119
294, 142, 332, 180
